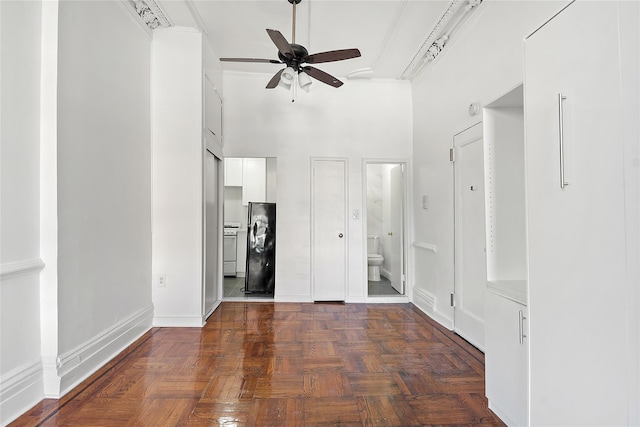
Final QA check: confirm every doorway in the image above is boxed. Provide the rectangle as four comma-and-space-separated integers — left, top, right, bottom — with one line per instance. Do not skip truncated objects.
222, 157, 277, 300
365, 162, 407, 297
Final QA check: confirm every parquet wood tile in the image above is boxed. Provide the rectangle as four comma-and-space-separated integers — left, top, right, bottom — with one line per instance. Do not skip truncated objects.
11, 302, 505, 427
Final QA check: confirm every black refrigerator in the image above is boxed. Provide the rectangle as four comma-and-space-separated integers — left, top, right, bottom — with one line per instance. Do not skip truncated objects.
245, 202, 276, 294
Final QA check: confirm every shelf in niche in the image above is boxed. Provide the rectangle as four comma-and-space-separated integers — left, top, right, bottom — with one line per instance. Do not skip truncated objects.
487, 280, 527, 305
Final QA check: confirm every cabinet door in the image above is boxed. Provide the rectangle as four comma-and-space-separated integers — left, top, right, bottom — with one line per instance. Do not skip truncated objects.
224, 158, 243, 187
485, 291, 527, 427
525, 2, 627, 425
242, 158, 266, 205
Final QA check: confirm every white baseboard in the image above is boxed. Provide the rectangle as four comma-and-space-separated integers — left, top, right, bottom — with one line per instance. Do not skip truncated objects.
45, 304, 154, 398
153, 315, 205, 327
412, 288, 454, 329
202, 300, 222, 323
0, 361, 44, 426
273, 295, 313, 303
488, 401, 516, 426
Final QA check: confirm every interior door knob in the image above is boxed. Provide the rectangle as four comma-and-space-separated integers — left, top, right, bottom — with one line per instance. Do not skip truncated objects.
338, 233, 344, 238
388, 232, 393, 236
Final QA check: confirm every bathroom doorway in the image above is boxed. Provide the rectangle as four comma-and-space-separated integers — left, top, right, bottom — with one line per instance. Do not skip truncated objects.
365, 161, 407, 297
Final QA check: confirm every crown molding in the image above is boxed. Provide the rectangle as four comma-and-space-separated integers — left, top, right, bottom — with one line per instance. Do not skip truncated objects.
129, 0, 172, 30
401, 0, 484, 80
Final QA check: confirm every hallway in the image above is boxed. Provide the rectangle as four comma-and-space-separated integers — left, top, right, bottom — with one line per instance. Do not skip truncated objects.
12, 302, 503, 426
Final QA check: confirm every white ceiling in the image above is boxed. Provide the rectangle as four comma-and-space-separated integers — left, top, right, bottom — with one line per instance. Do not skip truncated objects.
158, 0, 453, 81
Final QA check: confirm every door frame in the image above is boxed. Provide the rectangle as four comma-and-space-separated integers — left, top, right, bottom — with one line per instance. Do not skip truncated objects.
310, 157, 349, 301
452, 121, 486, 350
202, 136, 224, 321
362, 158, 411, 303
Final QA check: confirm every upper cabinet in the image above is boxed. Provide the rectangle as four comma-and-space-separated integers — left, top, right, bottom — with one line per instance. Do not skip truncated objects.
224, 158, 267, 205
525, 1, 630, 425
224, 157, 243, 187
241, 158, 266, 205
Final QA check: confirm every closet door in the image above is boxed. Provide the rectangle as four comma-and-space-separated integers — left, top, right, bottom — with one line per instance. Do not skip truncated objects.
311, 159, 347, 301
524, 2, 627, 425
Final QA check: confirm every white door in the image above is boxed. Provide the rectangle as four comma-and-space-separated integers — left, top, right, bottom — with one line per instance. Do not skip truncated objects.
453, 122, 486, 349
204, 150, 220, 317
525, 2, 628, 424
389, 165, 404, 294
312, 159, 347, 301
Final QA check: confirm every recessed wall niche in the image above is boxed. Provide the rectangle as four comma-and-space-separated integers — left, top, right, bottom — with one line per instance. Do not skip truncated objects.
483, 85, 527, 299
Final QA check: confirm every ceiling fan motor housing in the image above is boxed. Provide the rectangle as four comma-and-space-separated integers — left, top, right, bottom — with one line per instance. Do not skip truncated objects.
278, 44, 309, 71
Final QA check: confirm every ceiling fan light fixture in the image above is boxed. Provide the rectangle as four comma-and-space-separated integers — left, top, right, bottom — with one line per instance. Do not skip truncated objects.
298, 71, 312, 92
278, 67, 296, 89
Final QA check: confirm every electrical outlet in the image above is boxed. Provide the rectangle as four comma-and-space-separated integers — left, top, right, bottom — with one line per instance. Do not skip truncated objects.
158, 274, 167, 287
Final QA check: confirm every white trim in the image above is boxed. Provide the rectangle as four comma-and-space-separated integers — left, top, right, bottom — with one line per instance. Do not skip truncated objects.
412, 288, 454, 329
310, 157, 349, 302
412, 241, 438, 253
274, 295, 313, 303
0, 361, 44, 426
0, 258, 45, 281
202, 300, 222, 323
488, 401, 518, 427
362, 158, 412, 298
367, 296, 410, 304
487, 280, 527, 306
44, 305, 153, 398
153, 315, 205, 327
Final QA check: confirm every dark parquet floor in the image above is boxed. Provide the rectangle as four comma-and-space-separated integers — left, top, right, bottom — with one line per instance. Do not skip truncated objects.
11, 302, 505, 426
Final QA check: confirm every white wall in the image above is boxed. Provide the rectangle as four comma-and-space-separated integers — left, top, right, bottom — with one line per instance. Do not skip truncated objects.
1, 0, 155, 422
619, 1, 640, 422
0, 1, 45, 423
151, 27, 205, 326
53, 0, 153, 393
223, 73, 412, 301
410, 0, 569, 326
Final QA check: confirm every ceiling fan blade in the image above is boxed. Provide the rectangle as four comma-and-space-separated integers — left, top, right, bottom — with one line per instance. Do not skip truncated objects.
220, 58, 283, 64
266, 68, 285, 89
302, 66, 343, 88
303, 48, 361, 64
266, 29, 295, 58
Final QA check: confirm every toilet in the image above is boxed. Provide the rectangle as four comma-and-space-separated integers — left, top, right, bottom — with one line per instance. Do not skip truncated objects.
367, 235, 384, 281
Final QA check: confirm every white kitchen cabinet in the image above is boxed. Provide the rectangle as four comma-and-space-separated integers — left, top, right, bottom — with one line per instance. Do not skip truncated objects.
224, 157, 243, 187
525, 1, 629, 425
241, 158, 266, 205
485, 287, 527, 427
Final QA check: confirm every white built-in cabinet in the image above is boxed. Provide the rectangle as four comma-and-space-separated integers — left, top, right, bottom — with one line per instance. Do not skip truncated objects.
485, 289, 528, 427
224, 158, 243, 186
483, 85, 528, 426
242, 158, 266, 205
482, 1, 636, 425
224, 157, 266, 205
152, 28, 224, 327
524, 1, 629, 425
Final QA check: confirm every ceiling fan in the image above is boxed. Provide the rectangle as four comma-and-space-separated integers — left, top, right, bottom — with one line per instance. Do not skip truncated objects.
220, 0, 361, 90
